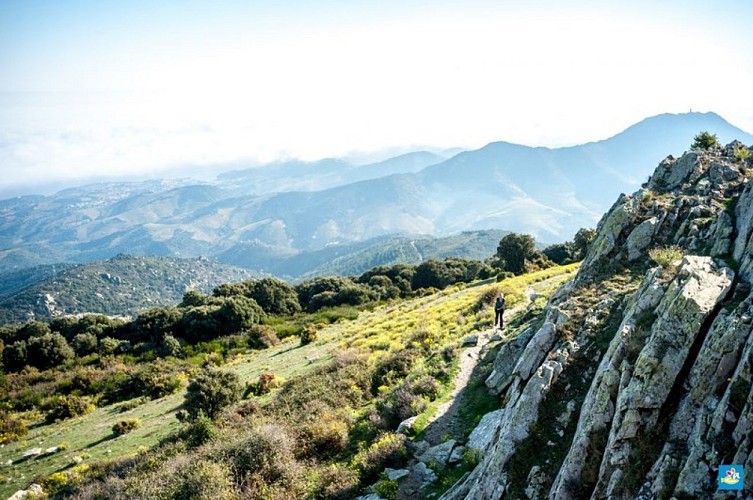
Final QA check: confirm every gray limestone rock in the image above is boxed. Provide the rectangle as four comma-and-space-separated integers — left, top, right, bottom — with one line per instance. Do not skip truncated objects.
462, 334, 479, 346
397, 416, 418, 434
626, 217, 658, 260
466, 408, 504, 454
418, 439, 457, 465
385, 468, 410, 481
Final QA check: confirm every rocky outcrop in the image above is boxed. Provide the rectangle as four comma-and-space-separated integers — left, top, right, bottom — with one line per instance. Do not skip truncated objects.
443, 142, 753, 499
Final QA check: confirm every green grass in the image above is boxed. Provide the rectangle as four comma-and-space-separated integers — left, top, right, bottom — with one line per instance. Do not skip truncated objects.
0, 264, 579, 497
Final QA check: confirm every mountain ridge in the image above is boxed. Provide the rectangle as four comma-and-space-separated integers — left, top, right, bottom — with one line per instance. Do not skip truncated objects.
1, 112, 750, 277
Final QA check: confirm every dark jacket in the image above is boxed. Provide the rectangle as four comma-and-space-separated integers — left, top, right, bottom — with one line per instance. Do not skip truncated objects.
495, 297, 505, 312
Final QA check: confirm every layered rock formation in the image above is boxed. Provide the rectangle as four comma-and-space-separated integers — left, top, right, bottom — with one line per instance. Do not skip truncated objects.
444, 141, 753, 499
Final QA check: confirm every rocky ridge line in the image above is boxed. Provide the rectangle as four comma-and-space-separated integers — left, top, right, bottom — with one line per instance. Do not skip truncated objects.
442, 140, 753, 498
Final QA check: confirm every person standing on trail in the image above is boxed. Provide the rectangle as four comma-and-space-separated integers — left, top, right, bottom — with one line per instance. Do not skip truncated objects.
494, 293, 506, 330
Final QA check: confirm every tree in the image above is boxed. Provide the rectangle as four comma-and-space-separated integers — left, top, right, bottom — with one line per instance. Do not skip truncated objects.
26, 333, 74, 370
543, 242, 574, 265
691, 131, 719, 150
248, 278, 301, 315
572, 227, 597, 260
2, 341, 27, 372
183, 368, 242, 420
180, 290, 210, 308
72, 332, 99, 357
495, 233, 537, 274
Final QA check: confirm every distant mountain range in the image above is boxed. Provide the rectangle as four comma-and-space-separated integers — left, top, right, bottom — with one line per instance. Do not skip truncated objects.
1, 112, 750, 279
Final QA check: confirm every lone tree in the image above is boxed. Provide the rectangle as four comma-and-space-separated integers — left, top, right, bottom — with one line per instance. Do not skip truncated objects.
183, 368, 242, 421
495, 233, 537, 274
691, 131, 719, 150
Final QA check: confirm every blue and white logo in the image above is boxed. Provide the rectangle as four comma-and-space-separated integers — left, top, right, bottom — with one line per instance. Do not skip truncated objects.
718, 465, 744, 490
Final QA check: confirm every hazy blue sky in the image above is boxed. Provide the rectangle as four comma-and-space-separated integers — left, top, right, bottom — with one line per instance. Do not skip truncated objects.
2, 0, 752, 190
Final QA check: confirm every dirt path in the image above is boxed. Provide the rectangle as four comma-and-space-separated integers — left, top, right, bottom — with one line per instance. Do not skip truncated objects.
422, 287, 533, 445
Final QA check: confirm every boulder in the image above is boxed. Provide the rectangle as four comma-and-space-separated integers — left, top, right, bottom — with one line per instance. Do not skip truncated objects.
462, 334, 479, 347
466, 409, 504, 453
384, 468, 410, 481
449, 445, 466, 464
418, 439, 457, 465
397, 416, 418, 434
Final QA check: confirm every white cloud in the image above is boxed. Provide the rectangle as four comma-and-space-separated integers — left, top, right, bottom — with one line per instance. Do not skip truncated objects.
1, 2, 752, 190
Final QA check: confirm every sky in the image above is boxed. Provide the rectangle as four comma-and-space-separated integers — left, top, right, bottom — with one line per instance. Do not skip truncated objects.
1, 0, 753, 193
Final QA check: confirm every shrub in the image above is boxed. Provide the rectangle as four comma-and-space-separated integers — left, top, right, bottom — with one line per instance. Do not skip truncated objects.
734, 146, 752, 162
186, 413, 217, 447
45, 395, 96, 423
316, 465, 360, 500
72, 332, 99, 357
183, 368, 241, 421
351, 432, 407, 482
296, 414, 350, 459
25, 332, 74, 370
691, 131, 719, 150
300, 326, 319, 346
371, 350, 417, 393
98, 337, 120, 355
173, 459, 236, 500
648, 246, 684, 267
473, 286, 501, 312
212, 424, 298, 489
247, 324, 280, 349
245, 372, 282, 397
129, 361, 185, 399
375, 477, 400, 500
112, 418, 141, 435
158, 334, 183, 358
0, 410, 28, 444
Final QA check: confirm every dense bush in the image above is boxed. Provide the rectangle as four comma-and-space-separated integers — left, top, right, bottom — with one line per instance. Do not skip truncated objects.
6, 332, 76, 372
411, 258, 491, 290
247, 324, 280, 349
112, 418, 141, 435
128, 360, 185, 400
300, 326, 319, 345
45, 394, 95, 423
246, 278, 301, 315
72, 332, 99, 357
692, 131, 719, 150
0, 409, 28, 444
351, 432, 407, 482
183, 368, 242, 421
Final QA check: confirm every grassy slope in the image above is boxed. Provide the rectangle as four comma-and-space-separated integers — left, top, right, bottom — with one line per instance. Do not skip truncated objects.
0, 263, 579, 497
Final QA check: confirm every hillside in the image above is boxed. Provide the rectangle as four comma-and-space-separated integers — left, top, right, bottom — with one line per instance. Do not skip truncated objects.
440, 139, 753, 498
218, 229, 510, 279
0, 254, 256, 324
0, 264, 577, 499
1, 112, 750, 277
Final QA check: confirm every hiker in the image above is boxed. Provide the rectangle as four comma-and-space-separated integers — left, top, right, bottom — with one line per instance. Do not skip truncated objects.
495, 293, 506, 329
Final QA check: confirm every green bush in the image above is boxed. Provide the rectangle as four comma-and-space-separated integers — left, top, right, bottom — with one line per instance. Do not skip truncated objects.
72, 332, 99, 357
351, 432, 407, 482
734, 146, 752, 162
183, 367, 241, 421
112, 418, 141, 435
0, 410, 28, 444
186, 413, 217, 447
648, 246, 684, 267
245, 372, 280, 397
45, 395, 96, 423
300, 326, 319, 345
247, 324, 280, 349
691, 131, 719, 150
